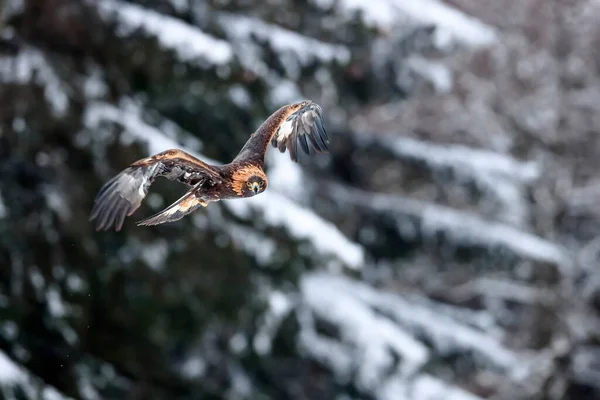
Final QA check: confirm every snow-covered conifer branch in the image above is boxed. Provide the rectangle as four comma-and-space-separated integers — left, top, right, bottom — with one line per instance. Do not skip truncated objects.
312, 0, 498, 49
297, 272, 530, 399
0, 351, 73, 400
96, 0, 233, 67
351, 132, 540, 226
326, 183, 570, 269
0, 47, 69, 116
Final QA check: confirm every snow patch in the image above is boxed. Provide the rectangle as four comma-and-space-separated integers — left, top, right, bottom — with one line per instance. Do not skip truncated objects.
300, 274, 430, 390
46, 285, 67, 318
299, 272, 528, 400
319, 0, 497, 48
268, 80, 303, 108
0, 190, 7, 219
357, 134, 540, 184
0, 47, 69, 116
45, 188, 71, 222
389, 0, 498, 48
139, 239, 169, 271
179, 356, 206, 379
253, 290, 295, 355
167, 0, 188, 13
407, 56, 453, 93
83, 68, 109, 99
330, 183, 570, 270
226, 194, 363, 269
228, 85, 252, 109
223, 223, 277, 267
264, 150, 306, 201
377, 373, 484, 400
97, 0, 233, 67
219, 13, 350, 67
0, 351, 73, 400
354, 133, 539, 226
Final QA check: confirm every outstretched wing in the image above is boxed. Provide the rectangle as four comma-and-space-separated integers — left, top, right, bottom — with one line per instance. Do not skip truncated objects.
270, 101, 329, 162
89, 149, 221, 231
136, 184, 207, 227
234, 100, 329, 164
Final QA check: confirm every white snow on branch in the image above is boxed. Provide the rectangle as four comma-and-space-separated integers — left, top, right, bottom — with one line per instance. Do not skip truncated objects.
355, 133, 540, 185
302, 273, 528, 374
222, 222, 277, 267
225, 193, 365, 269
0, 47, 69, 116
406, 55, 453, 93
389, 0, 498, 48
253, 290, 295, 355
218, 13, 350, 68
263, 149, 307, 202
167, 0, 188, 13
298, 272, 499, 400
377, 373, 484, 400
138, 239, 170, 271
96, 0, 233, 67
0, 351, 73, 400
0, 190, 7, 219
83, 100, 364, 269
1, 0, 24, 20
354, 133, 539, 226
266, 79, 304, 109
452, 277, 555, 305
329, 183, 571, 269
299, 273, 430, 392
315, 0, 497, 48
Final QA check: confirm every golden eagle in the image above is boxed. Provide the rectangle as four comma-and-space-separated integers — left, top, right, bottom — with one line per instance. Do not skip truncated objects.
89, 100, 329, 231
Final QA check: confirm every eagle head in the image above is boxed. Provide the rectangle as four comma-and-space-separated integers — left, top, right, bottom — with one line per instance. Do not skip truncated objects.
231, 164, 268, 197
244, 175, 267, 196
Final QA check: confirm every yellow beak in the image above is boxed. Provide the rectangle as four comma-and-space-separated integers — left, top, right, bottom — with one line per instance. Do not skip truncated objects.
250, 182, 260, 194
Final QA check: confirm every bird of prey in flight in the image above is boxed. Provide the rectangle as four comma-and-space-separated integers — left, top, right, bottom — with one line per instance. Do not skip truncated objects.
89, 100, 329, 231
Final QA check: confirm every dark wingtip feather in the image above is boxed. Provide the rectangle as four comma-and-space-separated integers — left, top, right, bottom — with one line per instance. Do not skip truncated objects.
89, 186, 135, 232
270, 101, 330, 163
298, 134, 310, 155
89, 169, 141, 232
314, 114, 329, 151
297, 103, 329, 158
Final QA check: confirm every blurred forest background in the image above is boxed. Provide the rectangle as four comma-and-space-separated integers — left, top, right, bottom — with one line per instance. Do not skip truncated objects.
1, 0, 600, 399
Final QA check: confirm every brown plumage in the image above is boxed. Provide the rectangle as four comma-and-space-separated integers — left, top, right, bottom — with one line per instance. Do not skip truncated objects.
89, 100, 329, 231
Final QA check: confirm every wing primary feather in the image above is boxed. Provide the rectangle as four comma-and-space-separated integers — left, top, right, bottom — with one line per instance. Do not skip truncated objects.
276, 102, 329, 159
305, 131, 322, 152
112, 199, 131, 231
313, 117, 329, 151
298, 134, 310, 155
102, 196, 125, 231
313, 128, 328, 151
288, 133, 298, 162
90, 167, 149, 231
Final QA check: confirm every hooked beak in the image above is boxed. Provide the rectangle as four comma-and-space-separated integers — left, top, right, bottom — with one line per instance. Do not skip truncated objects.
250, 182, 260, 194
